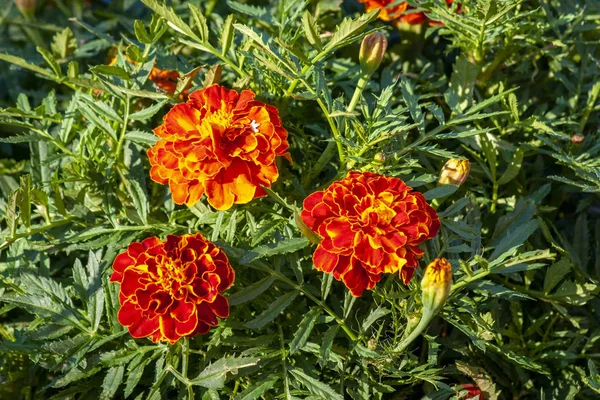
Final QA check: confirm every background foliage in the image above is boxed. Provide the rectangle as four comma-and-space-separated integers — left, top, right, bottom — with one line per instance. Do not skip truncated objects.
0, 0, 599, 399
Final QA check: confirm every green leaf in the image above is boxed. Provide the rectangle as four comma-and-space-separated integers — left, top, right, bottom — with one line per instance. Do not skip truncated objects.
228, 276, 276, 306
319, 325, 339, 366
86, 251, 105, 332
191, 356, 261, 388
124, 358, 150, 398
302, 11, 322, 50
51, 27, 77, 58
490, 220, 539, 261
362, 306, 390, 332
134, 20, 152, 44
290, 369, 344, 400
508, 92, 520, 122
100, 366, 124, 400
543, 258, 572, 294
423, 184, 459, 201
38, 47, 62, 78
245, 291, 299, 330
240, 237, 309, 264
497, 147, 524, 185
400, 76, 424, 133
445, 55, 479, 112
17, 174, 31, 228
221, 14, 236, 55
0, 53, 55, 79
189, 4, 209, 42
141, 0, 200, 41
324, 10, 379, 53
289, 308, 321, 354
125, 130, 158, 146
91, 65, 131, 81
128, 100, 167, 121
234, 376, 278, 400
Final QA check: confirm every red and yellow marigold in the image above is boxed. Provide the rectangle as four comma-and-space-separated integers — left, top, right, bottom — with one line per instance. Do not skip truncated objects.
110, 234, 235, 344
358, 0, 459, 25
148, 84, 290, 210
300, 171, 440, 296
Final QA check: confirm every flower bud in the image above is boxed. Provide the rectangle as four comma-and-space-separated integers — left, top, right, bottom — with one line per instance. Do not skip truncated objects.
373, 152, 386, 164
439, 159, 470, 187
571, 133, 584, 144
421, 258, 452, 314
359, 32, 387, 76
14, 0, 36, 17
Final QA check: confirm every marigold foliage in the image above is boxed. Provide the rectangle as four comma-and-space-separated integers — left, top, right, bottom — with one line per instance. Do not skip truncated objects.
0, 0, 598, 399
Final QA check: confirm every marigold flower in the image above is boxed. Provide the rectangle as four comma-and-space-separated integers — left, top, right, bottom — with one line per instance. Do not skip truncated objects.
110, 234, 235, 344
439, 158, 470, 186
148, 84, 290, 210
300, 171, 440, 296
458, 383, 484, 399
358, 0, 459, 25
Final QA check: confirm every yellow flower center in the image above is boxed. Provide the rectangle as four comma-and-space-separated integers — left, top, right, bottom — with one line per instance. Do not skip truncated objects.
362, 199, 395, 226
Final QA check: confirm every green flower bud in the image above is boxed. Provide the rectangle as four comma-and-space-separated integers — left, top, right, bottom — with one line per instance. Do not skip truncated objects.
359, 32, 387, 76
421, 258, 452, 315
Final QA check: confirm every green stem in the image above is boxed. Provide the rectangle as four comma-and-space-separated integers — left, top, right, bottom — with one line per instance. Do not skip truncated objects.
0, 217, 74, 251
394, 309, 434, 354
181, 338, 194, 400
114, 96, 131, 164
264, 267, 359, 341
347, 73, 371, 113
491, 181, 498, 213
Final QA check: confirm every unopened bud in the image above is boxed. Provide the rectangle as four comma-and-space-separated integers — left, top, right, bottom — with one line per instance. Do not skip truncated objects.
439, 159, 470, 187
359, 32, 387, 76
421, 258, 452, 314
373, 152, 386, 164
367, 338, 377, 350
14, 0, 36, 17
571, 134, 584, 144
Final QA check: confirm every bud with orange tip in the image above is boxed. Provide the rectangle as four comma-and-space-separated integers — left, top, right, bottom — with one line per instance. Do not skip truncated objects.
359, 32, 388, 76
439, 159, 471, 187
421, 258, 452, 315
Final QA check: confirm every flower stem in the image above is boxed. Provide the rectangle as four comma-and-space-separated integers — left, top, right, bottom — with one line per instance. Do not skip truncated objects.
347, 72, 371, 114
393, 308, 434, 354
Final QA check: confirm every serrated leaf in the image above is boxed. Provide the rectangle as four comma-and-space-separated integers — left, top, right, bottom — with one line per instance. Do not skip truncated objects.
37, 46, 62, 78
191, 356, 260, 388
423, 184, 459, 200
324, 9, 379, 53
245, 291, 299, 330
290, 308, 321, 354
445, 55, 479, 112
228, 276, 276, 306
87, 251, 104, 332
497, 147, 524, 185
290, 369, 344, 400
362, 307, 390, 332
241, 237, 309, 264
141, 0, 200, 40
125, 130, 158, 146
100, 366, 124, 400
51, 27, 77, 58
234, 376, 278, 400
543, 258, 571, 294
129, 100, 166, 121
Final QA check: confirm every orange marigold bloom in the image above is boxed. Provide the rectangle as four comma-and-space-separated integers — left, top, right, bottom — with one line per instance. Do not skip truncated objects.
110, 234, 235, 344
300, 171, 440, 296
358, 0, 458, 25
148, 84, 290, 210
